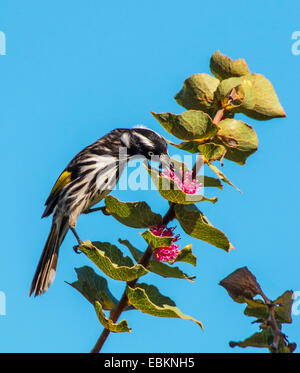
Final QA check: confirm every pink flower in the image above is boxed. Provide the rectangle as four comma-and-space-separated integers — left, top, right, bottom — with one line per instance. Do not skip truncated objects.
162, 168, 202, 195
150, 224, 180, 241
150, 225, 180, 262
153, 244, 180, 262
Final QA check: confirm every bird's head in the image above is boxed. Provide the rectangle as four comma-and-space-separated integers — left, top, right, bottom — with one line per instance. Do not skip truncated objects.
120, 127, 174, 170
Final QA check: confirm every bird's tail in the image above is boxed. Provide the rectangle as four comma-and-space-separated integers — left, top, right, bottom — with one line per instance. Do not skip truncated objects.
29, 215, 69, 297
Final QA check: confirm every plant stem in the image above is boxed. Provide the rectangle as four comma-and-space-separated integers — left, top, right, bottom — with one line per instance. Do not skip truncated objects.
191, 107, 224, 179
91, 108, 224, 353
213, 107, 224, 125
259, 289, 284, 353
90, 205, 175, 353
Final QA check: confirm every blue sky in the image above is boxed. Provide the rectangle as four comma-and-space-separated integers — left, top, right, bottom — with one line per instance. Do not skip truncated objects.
0, 1, 299, 353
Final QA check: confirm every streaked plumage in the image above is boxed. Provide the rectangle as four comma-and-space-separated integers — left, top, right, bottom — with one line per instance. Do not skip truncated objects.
30, 127, 172, 297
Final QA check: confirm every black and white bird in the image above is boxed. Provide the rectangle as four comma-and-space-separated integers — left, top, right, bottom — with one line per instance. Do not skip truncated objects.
30, 127, 173, 297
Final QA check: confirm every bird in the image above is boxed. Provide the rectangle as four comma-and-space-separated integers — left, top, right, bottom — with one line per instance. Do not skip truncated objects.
29, 127, 173, 297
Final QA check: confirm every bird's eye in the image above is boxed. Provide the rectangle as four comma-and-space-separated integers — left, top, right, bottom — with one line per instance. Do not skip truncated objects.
148, 151, 154, 157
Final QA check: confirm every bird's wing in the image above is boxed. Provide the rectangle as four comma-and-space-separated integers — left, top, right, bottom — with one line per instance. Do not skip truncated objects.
42, 170, 73, 218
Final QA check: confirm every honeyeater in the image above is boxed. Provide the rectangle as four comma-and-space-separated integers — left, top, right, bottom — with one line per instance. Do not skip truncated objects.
30, 127, 173, 297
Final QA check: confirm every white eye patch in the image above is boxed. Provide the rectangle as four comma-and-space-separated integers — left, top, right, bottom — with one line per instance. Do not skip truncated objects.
133, 132, 155, 148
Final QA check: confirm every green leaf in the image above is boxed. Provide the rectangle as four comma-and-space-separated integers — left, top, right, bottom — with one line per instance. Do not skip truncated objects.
105, 195, 163, 228
274, 290, 294, 324
244, 291, 293, 324
171, 244, 197, 266
206, 162, 241, 192
214, 73, 285, 120
79, 241, 149, 281
211, 58, 285, 120
141, 230, 175, 248
244, 298, 269, 319
144, 162, 218, 204
167, 139, 200, 154
168, 139, 226, 163
197, 143, 227, 162
119, 239, 195, 281
175, 73, 219, 112
279, 343, 297, 353
151, 110, 218, 141
216, 119, 258, 165
118, 239, 142, 263
147, 260, 195, 281
67, 266, 118, 310
174, 204, 234, 252
230, 326, 296, 353
199, 176, 223, 189
240, 73, 286, 120
210, 50, 250, 80
214, 77, 255, 112
94, 301, 131, 333
230, 327, 274, 349
169, 119, 258, 165
231, 326, 297, 353
127, 283, 203, 330
169, 156, 196, 172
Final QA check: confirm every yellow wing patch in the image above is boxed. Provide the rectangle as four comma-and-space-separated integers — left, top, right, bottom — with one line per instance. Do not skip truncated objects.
50, 170, 72, 197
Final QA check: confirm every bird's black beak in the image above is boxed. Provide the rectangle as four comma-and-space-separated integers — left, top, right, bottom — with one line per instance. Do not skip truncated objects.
159, 153, 185, 181
159, 153, 174, 171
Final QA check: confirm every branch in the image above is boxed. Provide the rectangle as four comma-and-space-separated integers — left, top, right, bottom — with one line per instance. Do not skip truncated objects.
90, 205, 175, 353
258, 288, 285, 353
91, 108, 225, 353
220, 267, 287, 353
213, 107, 225, 125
